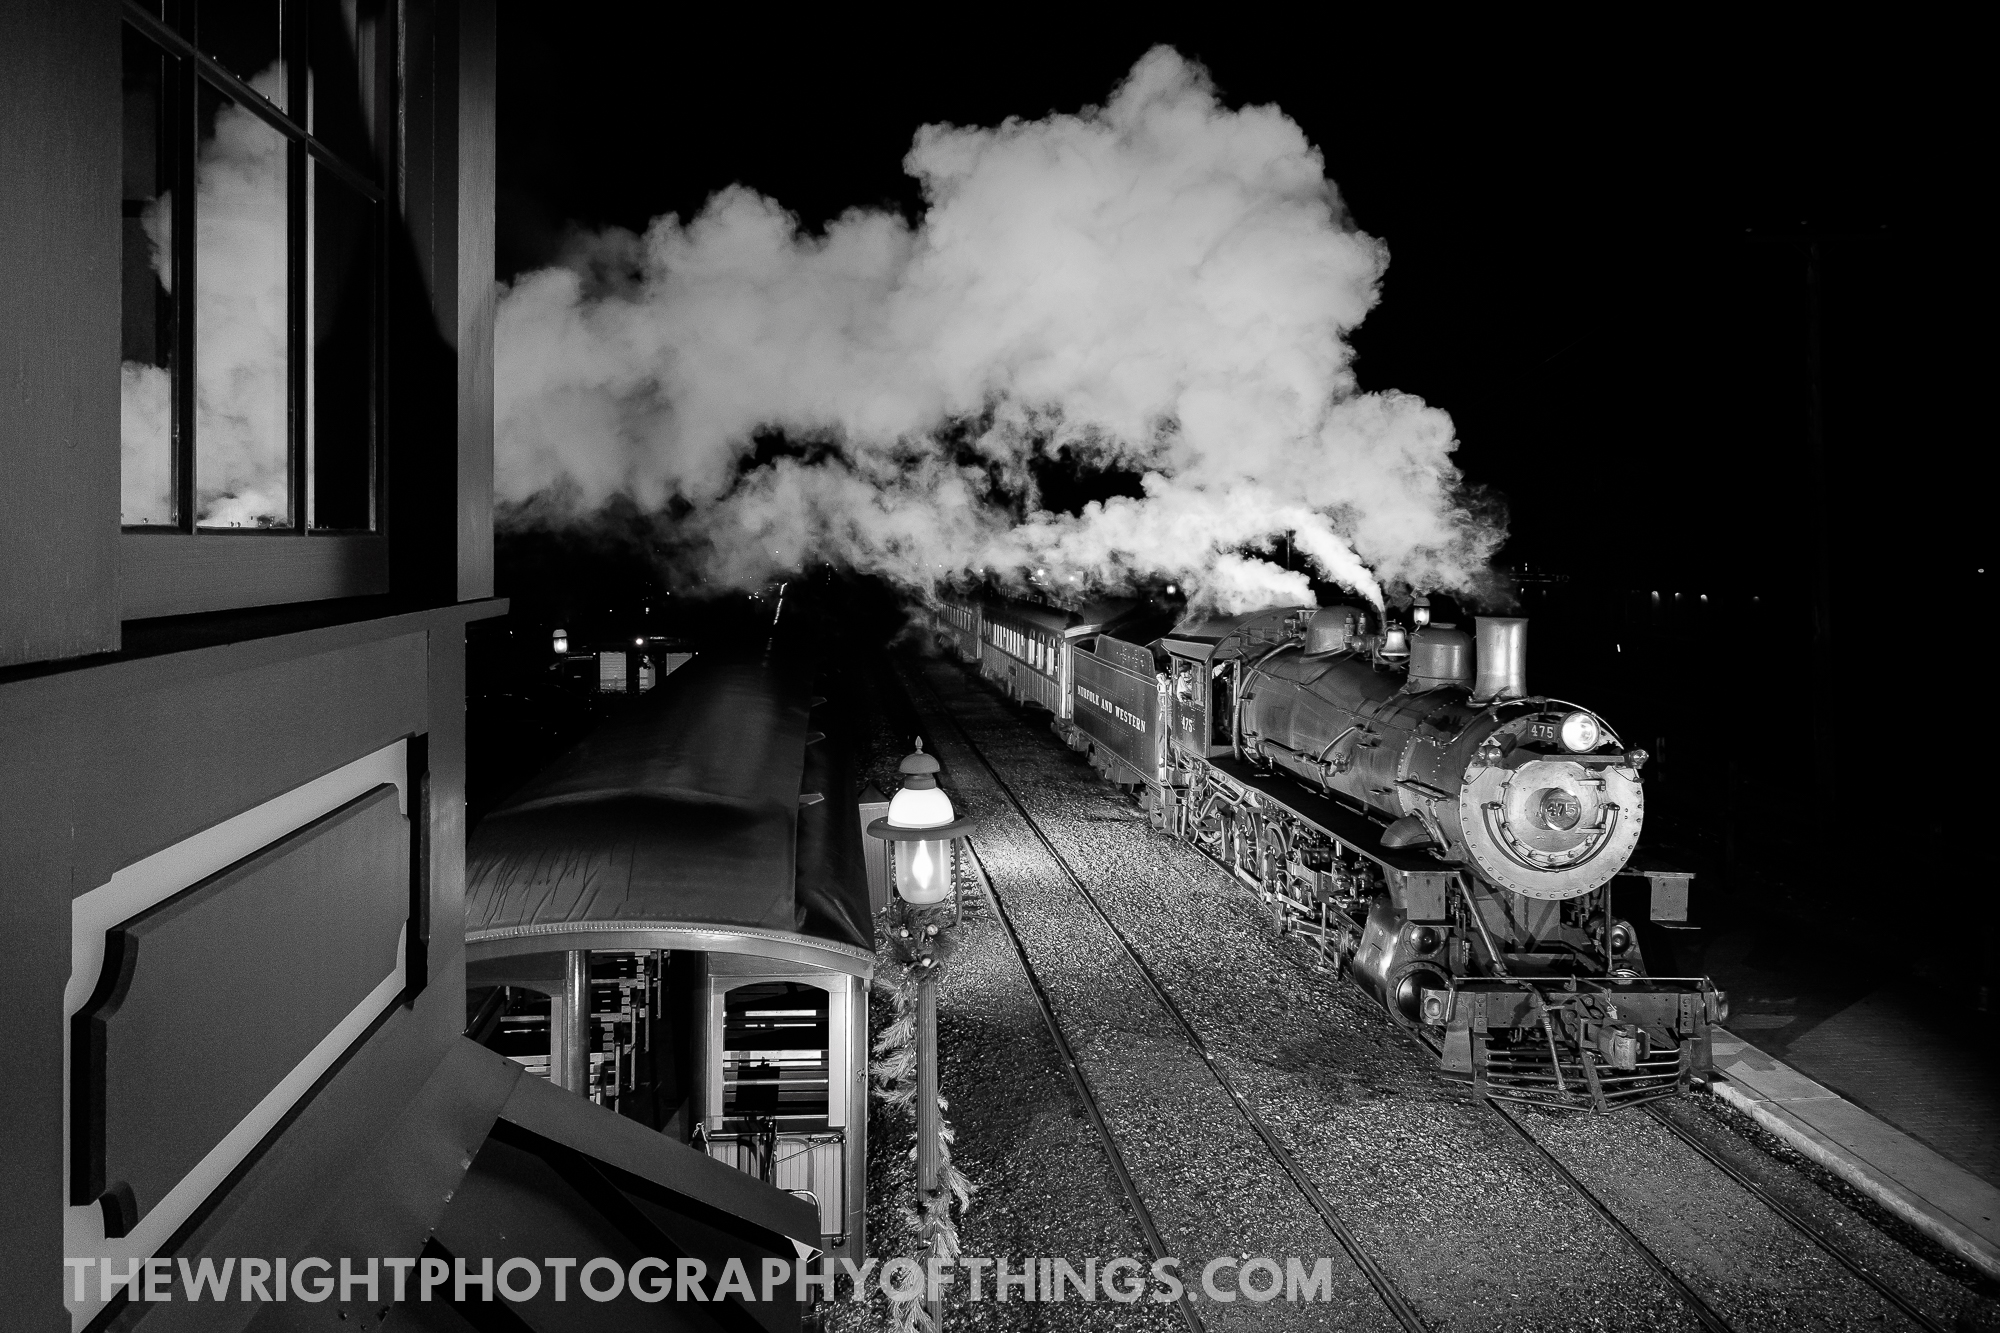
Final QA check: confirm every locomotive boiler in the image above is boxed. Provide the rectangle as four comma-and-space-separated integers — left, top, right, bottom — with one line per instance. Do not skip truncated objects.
1239, 610, 1643, 900
1139, 601, 1723, 1111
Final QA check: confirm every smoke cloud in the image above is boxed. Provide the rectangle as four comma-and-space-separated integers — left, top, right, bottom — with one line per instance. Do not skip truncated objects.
495, 47, 1504, 609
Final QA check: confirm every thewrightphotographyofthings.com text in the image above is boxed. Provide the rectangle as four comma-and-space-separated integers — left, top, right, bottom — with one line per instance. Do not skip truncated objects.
69, 1253, 1346, 1307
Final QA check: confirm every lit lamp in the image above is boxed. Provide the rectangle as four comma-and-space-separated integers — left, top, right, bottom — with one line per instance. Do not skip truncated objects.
865, 738, 971, 1331
552, 627, 569, 654
866, 739, 971, 908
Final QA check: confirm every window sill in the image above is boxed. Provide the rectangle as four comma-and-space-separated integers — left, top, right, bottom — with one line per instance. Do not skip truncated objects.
120, 532, 389, 620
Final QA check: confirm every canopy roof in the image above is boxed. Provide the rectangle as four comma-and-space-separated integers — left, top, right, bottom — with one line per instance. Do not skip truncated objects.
464, 652, 873, 976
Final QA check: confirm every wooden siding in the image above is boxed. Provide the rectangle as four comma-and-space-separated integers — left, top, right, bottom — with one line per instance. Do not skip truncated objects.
119, 535, 391, 620
0, 0, 121, 667
1, 605, 496, 1332
455, 0, 497, 602
0, 1, 500, 1322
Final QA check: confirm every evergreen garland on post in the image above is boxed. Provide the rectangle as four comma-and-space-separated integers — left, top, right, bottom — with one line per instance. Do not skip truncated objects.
871, 872, 975, 1333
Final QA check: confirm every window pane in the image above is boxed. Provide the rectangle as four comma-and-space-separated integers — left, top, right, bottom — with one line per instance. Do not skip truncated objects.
309, 0, 384, 177
196, 0, 286, 109
121, 27, 180, 527
309, 160, 376, 530
194, 79, 292, 528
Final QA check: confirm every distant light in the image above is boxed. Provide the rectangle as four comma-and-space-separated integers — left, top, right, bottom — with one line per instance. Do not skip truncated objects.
635, 637, 644, 647
1700, 594, 1708, 603
1166, 584, 1178, 595
1616, 644, 1622, 652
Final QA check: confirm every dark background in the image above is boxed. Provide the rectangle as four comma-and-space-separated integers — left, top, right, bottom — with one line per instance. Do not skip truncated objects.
494, 13, 1985, 596
476, 16, 1991, 1011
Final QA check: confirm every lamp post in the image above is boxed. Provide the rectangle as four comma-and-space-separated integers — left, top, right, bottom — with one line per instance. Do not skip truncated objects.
866, 739, 970, 1329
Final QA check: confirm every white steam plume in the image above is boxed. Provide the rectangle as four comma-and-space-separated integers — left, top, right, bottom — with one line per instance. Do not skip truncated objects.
495, 47, 1503, 609
121, 68, 291, 528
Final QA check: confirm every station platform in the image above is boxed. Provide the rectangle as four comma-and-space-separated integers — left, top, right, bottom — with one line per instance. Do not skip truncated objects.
1710, 1024, 2000, 1280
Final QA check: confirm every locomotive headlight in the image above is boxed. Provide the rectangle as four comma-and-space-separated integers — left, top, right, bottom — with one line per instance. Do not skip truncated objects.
1558, 711, 1601, 753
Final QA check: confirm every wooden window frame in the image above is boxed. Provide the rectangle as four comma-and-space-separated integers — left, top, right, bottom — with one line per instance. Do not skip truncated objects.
118, 1, 392, 621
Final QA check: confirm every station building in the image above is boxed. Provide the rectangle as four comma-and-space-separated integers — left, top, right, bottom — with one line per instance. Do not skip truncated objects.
1, 4, 822, 1328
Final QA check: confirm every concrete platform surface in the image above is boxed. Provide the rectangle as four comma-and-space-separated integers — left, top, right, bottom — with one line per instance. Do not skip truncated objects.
1711, 1027, 2000, 1281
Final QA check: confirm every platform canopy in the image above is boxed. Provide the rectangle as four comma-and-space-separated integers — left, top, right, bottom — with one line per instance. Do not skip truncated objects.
465, 653, 874, 977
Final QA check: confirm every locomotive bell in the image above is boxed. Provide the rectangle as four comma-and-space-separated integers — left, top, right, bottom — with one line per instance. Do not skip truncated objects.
1470, 617, 1529, 702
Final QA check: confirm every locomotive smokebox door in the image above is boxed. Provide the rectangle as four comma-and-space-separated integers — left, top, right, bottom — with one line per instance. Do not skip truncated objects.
697, 954, 869, 1261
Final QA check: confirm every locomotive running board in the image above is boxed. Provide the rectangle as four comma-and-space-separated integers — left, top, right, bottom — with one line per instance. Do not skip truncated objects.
1211, 755, 1439, 876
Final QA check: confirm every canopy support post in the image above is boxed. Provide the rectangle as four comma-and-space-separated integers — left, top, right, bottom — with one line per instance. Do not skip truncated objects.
560, 949, 591, 1096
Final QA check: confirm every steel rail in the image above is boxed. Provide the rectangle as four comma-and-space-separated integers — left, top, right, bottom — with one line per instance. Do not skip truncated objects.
957, 839, 1207, 1333
1193, 751, 1928, 1333
915, 660, 1939, 1333
906, 661, 1430, 1333
1485, 1099, 1736, 1333
1642, 1105, 1949, 1333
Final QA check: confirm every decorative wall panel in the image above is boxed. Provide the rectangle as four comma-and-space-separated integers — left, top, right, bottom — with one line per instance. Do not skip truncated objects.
72, 784, 408, 1235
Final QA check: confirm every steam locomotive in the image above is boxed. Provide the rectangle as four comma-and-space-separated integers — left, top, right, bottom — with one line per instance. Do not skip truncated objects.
927, 590, 1724, 1112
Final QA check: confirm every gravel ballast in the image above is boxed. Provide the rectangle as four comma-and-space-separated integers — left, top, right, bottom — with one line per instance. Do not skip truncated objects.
887, 651, 1988, 1333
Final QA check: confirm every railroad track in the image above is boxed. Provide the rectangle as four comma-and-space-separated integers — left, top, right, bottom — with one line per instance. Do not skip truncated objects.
907, 655, 1960, 1333
907, 661, 1429, 1333
1637, 1103, 1950, 1333
1186, 792, 1956, 1333
1481, 1099, 1949, 1333
1484, 1099, 1735, 1333
957, 839, 1208, 1333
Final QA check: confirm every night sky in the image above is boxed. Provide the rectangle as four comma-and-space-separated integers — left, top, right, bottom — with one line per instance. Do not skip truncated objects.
494, 14, 1984, 604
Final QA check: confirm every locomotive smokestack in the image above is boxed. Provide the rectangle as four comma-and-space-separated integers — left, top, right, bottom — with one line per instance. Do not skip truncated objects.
1471, 617, 1529, 702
